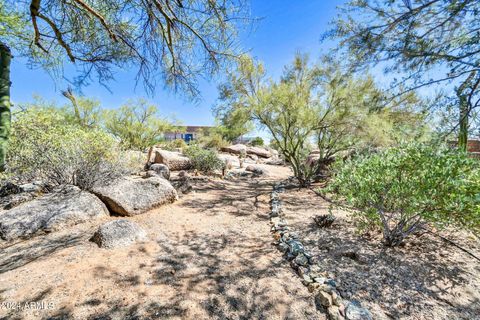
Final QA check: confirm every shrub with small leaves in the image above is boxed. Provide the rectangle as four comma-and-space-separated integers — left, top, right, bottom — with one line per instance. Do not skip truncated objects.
184, 145, 224, 174
7, 107, 127, 190
313, 214, 336, 228
163, 139, 188, 151
250, 137, 264, 147
326, 143, 480, 246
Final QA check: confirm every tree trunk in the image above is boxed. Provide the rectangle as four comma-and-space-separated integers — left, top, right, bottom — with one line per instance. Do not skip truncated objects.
456, 72, 476, 152
0, 43, 12, 171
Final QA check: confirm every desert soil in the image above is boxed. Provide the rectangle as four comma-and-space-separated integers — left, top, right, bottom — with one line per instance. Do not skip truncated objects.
1, 164, 479, 320
281, 187, 480, 320
0, 164, 325, 320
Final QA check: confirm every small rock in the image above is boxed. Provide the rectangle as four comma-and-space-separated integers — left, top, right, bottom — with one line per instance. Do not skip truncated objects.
345, 301, 372, 320
314, 277, 327, 284
308, 256, 319, 264
316, 291, 333, 307
273, 232, 281, 241
308, 282, 320, 293
332, 291, 343, 306
277, 242, 289, 253
327, 305, 344, 320
91, 219, 147, 249
289, 232, 300, 239
302, 274, 313, 284
297, 266, 309, 277
294, 253, 309, 267
325, 279, 337, 287
287, 240, 304, 256
310, 264, 322, 273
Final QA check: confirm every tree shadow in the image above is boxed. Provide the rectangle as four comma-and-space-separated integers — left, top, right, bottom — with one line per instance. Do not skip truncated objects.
282, 189, 480, 319
0, 231, 88, 274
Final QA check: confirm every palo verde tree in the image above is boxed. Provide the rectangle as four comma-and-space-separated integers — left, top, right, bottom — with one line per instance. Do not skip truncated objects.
219, 54, 426, 186
327, 0, 480, 150
0, 0, 247, 170
103, 98, 174, 150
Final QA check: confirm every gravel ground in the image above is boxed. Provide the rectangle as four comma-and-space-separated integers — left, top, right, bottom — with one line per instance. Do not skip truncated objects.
0, 165, 326, 320
281, 186, 480, 320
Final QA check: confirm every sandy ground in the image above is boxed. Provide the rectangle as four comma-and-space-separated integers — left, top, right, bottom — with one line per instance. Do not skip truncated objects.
281, 187, 480, 320
0, 164, 325, 320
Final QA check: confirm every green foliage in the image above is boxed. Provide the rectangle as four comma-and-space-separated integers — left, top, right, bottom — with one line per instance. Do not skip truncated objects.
196, 127, 229, 150
104, 99, 173, 151
327, 0, 480, 139
1, 0, 247, 95
7, 106, 125, 190
250, 137, 264, 146
218, 53, 427, 186
62, 88, 102, 128
327, 143, 480, 246
184, 145, 224, 174
162, 139, 188, 151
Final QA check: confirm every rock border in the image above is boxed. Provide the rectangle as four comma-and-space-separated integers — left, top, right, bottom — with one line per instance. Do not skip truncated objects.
269, 182, 372, 320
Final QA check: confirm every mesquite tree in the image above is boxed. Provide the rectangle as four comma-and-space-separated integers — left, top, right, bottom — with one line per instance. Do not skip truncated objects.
0, 0, 247, 169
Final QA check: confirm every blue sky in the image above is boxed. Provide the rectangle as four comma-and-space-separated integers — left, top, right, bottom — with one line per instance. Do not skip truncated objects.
10, 0, 345, 127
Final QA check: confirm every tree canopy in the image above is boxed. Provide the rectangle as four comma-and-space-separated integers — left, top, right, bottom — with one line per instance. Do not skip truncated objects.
218, 53, 427, 185
1, 0, 248, 95
327, 0, 480, 146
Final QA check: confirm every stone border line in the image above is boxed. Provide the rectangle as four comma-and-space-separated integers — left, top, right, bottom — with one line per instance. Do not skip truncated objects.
269, 182, 372, 320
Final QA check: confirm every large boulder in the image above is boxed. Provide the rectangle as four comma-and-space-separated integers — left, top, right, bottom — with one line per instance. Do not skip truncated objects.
221, 144, 247, 155
247, 146, 272, 158
0, 185, 109, 241
92, 176, 177, 216
151, 149, 191, 171
91, 219, 147, 249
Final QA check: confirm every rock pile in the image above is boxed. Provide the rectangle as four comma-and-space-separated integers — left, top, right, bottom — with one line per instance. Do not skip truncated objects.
269, 183, 372, 320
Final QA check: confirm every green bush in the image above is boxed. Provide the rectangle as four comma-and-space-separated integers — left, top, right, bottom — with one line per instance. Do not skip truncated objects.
184, 145, 224, 174
326, 143, 480, 246
250, 137, 264, 147
163, 138, 188, 151
7, 107, 126, 190
197, 130, 229, 150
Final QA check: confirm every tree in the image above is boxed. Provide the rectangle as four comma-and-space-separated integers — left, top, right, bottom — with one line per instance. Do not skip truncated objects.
327, 0, 480, 149
0, 0, 248, 169
62, 88, 102, 128
103, 99, 173, 150
219, 54, 427, 186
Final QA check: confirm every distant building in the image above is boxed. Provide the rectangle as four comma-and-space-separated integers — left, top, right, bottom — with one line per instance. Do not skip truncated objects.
163, 126, 212, 143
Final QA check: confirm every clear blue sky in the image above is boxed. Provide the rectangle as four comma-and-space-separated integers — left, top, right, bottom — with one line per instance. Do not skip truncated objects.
10, 0, 345, 127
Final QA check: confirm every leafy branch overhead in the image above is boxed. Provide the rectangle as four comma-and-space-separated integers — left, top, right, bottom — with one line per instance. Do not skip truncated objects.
2, 0, 248, 95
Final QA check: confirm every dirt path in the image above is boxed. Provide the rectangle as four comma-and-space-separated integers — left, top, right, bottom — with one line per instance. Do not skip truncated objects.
0, 165, 324, 320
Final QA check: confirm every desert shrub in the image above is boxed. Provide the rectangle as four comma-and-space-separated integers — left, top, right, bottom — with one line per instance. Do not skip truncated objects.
197, 129, 229, 150
184, 145, 224, 174
327, 143, 480, 246
250, 137, 264, 146
103, 99, 173, 150
7, 107, 127, 190
163, 138, 188, 151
